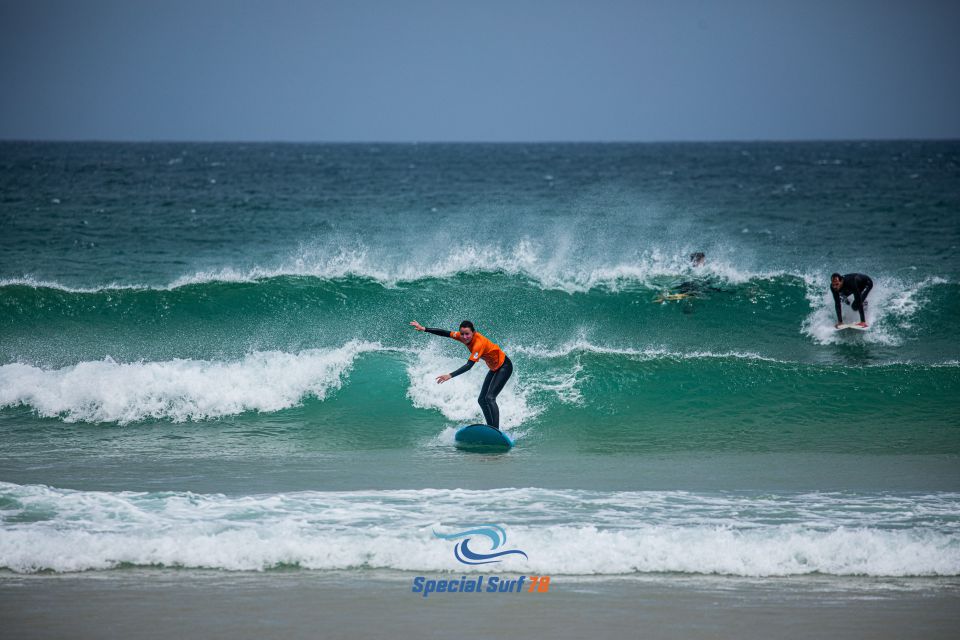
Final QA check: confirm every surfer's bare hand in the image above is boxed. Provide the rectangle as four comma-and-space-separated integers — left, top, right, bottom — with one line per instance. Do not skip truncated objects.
436, 374, 452, 384
410, 321, 425, 331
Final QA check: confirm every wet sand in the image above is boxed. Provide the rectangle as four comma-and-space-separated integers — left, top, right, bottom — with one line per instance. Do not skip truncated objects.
2, 571, 958, 640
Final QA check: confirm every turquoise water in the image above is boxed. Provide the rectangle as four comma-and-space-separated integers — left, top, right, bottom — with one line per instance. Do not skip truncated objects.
1, 141, 958, 578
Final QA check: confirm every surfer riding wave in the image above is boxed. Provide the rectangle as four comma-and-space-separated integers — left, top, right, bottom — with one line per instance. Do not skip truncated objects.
830, 272, 873, 328
410, 320, 513, 430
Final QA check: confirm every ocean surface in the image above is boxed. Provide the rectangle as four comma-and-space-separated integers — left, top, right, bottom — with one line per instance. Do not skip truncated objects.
1, 141, 959, 635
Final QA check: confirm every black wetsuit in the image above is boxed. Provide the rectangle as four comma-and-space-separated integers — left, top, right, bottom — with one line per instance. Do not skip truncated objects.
831, 273, 873, 323
674, 275, 725, 297
424, 328, 513, 430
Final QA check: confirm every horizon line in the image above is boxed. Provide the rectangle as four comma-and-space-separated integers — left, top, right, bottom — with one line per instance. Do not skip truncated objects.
1, 136, 958, 145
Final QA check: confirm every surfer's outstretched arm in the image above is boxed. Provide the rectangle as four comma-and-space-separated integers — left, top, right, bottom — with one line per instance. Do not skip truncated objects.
449, 360, 476, 377
410, 321, 455, 338
434, 360, 475, 384
437, 360, 477, 384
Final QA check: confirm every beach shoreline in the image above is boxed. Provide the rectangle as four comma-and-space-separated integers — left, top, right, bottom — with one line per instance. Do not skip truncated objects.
3, 570, 959, 640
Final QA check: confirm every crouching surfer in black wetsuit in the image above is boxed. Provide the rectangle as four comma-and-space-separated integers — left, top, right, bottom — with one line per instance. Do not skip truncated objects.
830, 272, 873, 328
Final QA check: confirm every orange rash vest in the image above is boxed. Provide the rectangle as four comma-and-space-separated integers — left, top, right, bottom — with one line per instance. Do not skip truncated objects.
449, 331, 507, 371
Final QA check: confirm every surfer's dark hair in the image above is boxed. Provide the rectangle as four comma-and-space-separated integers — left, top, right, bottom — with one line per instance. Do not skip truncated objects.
831, 273, 842, 281
459, 320, 475, 331
690, 252, 705, 262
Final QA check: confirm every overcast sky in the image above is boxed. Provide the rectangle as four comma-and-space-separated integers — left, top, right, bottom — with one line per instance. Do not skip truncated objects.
1, 0, 957, 142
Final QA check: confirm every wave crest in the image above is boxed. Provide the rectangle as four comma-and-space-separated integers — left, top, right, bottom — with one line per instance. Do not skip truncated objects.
2, 240, 781, 294
0, 341, 384, 424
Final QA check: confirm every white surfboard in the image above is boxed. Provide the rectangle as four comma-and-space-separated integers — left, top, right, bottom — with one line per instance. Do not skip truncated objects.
836, 323, 868, 331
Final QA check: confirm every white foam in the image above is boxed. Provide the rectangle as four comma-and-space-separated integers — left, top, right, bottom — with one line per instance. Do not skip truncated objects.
524, 358, 585, 405
1, 483, 957, 576
2, 240, 786, 294
0, 276, 145, 293
168, 240, 542, 290
0, 340, 383, 424
176, 241, 771, 293
511, 338, 782, 363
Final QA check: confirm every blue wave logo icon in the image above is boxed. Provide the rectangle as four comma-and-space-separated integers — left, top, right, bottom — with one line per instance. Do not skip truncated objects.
433, 524, 529, 565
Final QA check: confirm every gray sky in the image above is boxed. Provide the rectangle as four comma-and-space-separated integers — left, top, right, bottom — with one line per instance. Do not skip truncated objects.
1, 0, 957, 142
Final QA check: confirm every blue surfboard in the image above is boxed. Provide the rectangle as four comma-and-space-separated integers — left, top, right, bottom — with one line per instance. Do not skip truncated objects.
454, 424, 514, 449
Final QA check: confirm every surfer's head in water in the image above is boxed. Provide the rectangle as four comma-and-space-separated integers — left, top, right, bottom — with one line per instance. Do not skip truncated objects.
831, 273, 843, 291
690, 252, 706, 268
